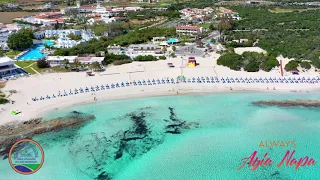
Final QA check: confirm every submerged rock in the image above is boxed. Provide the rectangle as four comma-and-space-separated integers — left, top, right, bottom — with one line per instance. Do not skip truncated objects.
252, 100, 320, 107
0, 112, 95, 159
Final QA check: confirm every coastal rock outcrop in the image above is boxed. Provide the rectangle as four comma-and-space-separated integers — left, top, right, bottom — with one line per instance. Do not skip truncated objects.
252, 100, 320, 107
0, 112, 95, 159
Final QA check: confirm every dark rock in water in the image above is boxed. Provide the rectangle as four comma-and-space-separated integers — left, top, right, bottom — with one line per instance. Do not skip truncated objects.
72, 111, 83, 115
165, 130, 181, 134
0, 113, 95, 159
252, 100, 320, 107
168, 107, 179, 122
95, 171, 112, 180
271, 171, 280, 177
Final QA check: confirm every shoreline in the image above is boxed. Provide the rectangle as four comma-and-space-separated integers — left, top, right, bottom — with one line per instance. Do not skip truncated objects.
2, 82, 320, 125
1, 53, 319, 125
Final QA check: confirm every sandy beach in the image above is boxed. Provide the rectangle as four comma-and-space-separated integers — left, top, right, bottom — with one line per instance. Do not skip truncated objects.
1, 52, 319, 125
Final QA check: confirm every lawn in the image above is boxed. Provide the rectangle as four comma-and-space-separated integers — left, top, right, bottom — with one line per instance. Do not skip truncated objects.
199, 23, 211, 29
6, 50, 21, 59
15, 61, 40, 75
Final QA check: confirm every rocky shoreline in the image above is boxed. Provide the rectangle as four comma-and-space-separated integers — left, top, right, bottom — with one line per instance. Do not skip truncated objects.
252, 100, 320, 107
0, 111, 95, 159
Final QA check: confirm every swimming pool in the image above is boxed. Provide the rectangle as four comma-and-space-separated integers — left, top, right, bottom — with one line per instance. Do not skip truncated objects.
17, 40, 54, 61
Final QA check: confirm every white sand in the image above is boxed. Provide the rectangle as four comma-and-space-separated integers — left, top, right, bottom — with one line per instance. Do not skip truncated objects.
234, 47, 267, 55
1, 52, 319, 125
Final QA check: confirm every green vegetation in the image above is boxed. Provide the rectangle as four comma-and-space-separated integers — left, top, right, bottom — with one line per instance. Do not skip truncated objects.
15, 61, 39, 75
5, 50, 21, 59
54, 27, 176, 56
217, 53, 243, 71
37, 60, 50, 69
229, 6, 320, 68
300, 61, 311, 69
159, 56, 167, 60
0, 83, 8, 104
67, 33, 82, 40
0, 50, 7, 56
7, 29, 33, 50
102, 53, 131, 66
127, 10, 180, 20
134, 55, 158, 62
217, 52, 279, 72
285, 60, 299, 71
113, 60, 132, 66
89, 22, 130, 36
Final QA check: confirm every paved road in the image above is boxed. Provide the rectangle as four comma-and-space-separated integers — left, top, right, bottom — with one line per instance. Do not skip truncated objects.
175, 31, 220, 57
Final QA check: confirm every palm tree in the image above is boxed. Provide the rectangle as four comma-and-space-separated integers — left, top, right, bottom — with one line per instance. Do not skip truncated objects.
217, 20, 232, 41
72, 59, 82, 70
90, 62, 101, 72
63, 59, 70, 69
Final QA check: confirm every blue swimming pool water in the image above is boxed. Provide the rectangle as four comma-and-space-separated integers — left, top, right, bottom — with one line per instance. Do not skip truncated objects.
17, 40, 54, 61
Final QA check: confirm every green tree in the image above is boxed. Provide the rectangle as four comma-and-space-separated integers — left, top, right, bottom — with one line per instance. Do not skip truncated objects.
37, 59, 50, 68
162, 47, 167, 53
72, 59, 82, 69
300, 61, 311, 70
217, 20, 232, 37
67, 33, 82, 40
90, 62, 102, 71
63, 59, 70, 69
217, 53, 243, 71
261, 55, 279, 72
7, 32, 33, 50
285, 60, 299, 71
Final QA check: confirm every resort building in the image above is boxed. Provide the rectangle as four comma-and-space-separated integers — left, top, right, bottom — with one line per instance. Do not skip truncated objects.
34, 31, 45, 40
79, 5, 96, 13
107, 45, 125, 55
0, 56, 27, 79
127, 44, 163, 58
46, 56, 77, 66
46, 56, 104, 66
176, 26, 203, 38
45, 29, 81, 39
0, 26, 19, 50
55, 37, 78, 48
152, 37, 166, 44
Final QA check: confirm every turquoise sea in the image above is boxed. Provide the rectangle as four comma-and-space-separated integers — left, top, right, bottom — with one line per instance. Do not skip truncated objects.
0, 93, 320, 180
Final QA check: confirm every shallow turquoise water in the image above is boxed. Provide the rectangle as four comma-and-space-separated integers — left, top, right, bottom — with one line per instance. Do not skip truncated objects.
0, 93, 319, 180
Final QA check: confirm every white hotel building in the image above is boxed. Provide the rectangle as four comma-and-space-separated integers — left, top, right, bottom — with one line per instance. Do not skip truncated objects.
0, 56, 27, 79
176, 26, 203, 39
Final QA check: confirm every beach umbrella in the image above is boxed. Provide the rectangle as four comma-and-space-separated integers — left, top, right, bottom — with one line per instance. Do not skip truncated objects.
90, 86, 95, 91
166, 79, 170, 83
147, 79, 151, 85
64, 90, 68, 96
188, 79, 192, 83
100, 85, 105, 90
95, 85, 100, 91
111, 84, 115, 88
46, 95, 50, 99
120, 82, 124, 87
106, 84, 110, 89
171, 78, 175, 83
137, 80, 142, 85
126, 82, 130, 86
157, 79, 161, 84
161, 79, 165, 84
152, 79, 156, 85
206, 77, 210, 80
133, 80, 137, 86
142, 80, 147, 85
116, 83, 120, 88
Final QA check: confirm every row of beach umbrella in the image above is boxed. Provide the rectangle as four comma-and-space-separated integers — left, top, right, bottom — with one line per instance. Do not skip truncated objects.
32, 76, 320, 101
